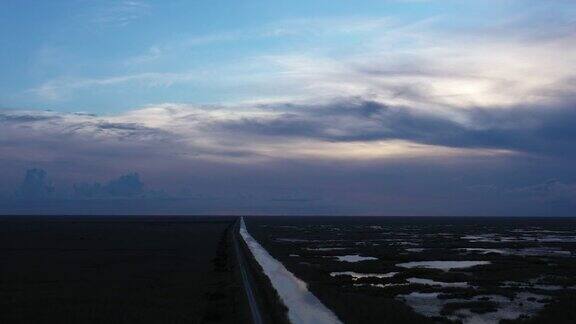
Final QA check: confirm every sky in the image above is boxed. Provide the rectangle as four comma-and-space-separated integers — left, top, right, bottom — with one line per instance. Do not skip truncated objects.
1, 0, 576, 215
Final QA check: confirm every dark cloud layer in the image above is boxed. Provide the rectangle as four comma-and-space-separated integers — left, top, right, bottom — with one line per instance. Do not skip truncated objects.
1, 96, 576, 216
222, 99, 576, 157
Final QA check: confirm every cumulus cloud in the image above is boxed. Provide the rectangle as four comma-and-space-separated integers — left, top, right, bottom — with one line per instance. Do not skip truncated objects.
73, 172, 146, 198
15, 169, 55, 200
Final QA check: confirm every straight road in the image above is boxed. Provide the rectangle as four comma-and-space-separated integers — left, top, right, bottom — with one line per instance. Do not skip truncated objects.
233, 218, 265, 324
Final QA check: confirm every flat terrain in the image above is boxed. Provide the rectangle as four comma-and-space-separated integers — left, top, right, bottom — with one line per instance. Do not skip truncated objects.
0, 216, 236, 324
247, 217, 576, 324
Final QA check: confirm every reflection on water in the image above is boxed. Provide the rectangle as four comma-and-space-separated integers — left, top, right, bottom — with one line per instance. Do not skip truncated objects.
240, 218, 342, 324
397, 260, 491, 270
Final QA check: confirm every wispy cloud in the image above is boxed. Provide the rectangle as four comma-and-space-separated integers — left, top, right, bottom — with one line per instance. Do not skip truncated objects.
89, 0, 150, 27
122, 16, 395, 67
29, 11, 576, 111
29, 71, 202, 100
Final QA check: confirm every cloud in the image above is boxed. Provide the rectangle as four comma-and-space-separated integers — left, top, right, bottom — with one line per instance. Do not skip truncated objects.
214, 98, 576, 158
2, 100, 575, 215
15, 169, 55, 200
123, 16, 394, 66
257, 35, 576, 110
4, 3, 576, 215
90, 0, 150, 27
27, 8, 576, 111
0, 109, 179, 185
30, 72, 202, 101
3, 92, 576, 172
74, 172, 146, 198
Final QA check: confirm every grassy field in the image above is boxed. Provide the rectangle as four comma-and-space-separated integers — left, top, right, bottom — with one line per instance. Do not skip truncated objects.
0, 216, 237, 324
